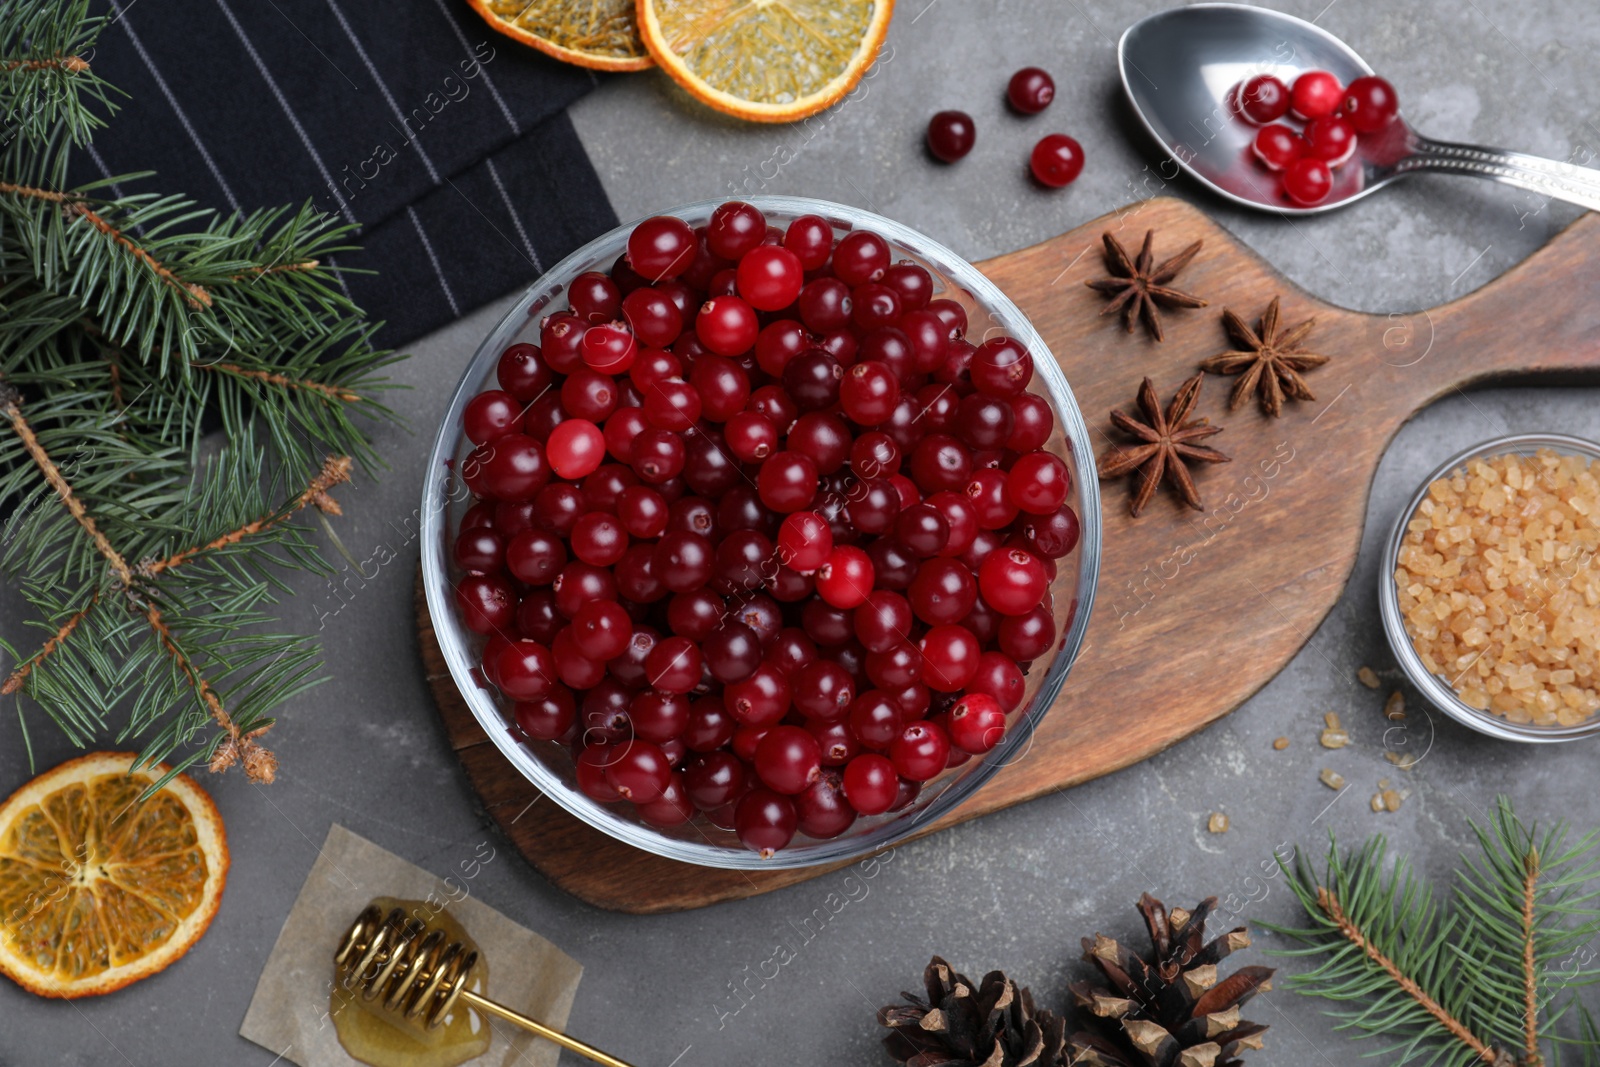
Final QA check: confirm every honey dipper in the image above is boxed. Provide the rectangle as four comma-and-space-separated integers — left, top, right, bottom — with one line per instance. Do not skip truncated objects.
335, 904, 635, 1067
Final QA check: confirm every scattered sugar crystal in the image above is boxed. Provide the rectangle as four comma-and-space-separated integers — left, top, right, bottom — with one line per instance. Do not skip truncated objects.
1358, 667, 1381, 689
1319, 769, 1345, 790
1208, 812, 1230, 833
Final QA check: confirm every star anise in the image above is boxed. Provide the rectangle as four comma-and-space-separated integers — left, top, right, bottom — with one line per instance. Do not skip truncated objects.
1085, 230, 1208, 342
1097, 374, 1230, 517
1198, 296, 1330, 417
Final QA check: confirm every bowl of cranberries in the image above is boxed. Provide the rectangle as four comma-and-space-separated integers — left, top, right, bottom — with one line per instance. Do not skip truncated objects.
421, 196, 1101, 868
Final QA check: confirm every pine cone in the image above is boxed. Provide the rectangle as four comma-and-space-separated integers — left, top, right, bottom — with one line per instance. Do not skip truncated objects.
1067, 895, 1273, 1067
879, 957, 1067, 1067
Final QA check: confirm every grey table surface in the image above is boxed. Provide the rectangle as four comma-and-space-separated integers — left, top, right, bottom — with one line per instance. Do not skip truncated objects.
5, 0, 1600, 1064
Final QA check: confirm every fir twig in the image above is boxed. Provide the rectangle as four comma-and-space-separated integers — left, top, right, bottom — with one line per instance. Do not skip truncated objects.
1, 383, 132, 584
1524, 848, 1543, 1067
0, 594, 95, 694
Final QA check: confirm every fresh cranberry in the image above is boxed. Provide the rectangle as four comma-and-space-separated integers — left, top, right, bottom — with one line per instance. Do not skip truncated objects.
978, 547, 1049, 616
696, 295, 759, 356
737, 245, 806, 311
754, 725, 822, 795
947, 693, 1007, 754
1030, 134, 1084, 187
926, 110, 976, 162
840, 360, 900, 425
891, 720, 950, 781
1006, 67, 1055, 114
796, 771, 857, 837
685, 751, 747, 809
783, 214, 834, 270
603, 739, 671, 803
1283, 156, 1333, 205
516, 687, 576, 742
1008, 451, 1071, 514
777, 510, 833, 572
1343, 75, 1398, 133
706, 201, 767, 260
1304, 114, 1357, 166
621, 288, 683, 348
463, 390, 521, 444
815, 546, 874, 609
919, 624, 981, 691
1236, 74, 1289, 124
759, 451, 820, 513
969, 651, 1026, 713
1252, 124, 1306, 171
833, 230, 890, 286
497, 342, 553, 401
734, 789, 797, 857
1289, 70, 1343, 121
570, 271, 621, 323
545, 420, 605, 480
455, 573, 515, 634
628, 216, 696, 281
842, 753, 899, 814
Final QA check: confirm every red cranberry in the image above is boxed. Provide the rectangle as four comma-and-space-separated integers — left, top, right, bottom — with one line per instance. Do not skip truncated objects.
706, 201, 767, 260
463, 390, 521, 444
783, 214, 834, 271
759, 451, 820, 513
603, 739, 671, 803
455, 573, 515, 634
755, 318, 810, 376
545, 420, 605, 480
497, 342, 553, 401
815, 546, 875, 609
947, 693, 1006, 755
621, 287, 683, 348
1006, 67, 1055, 114
1290, 70, 1343, 120
794, 660, 855, 720
796, 771, 857, 838
1008, 451, 1071, 514
628, 216, 696, 281
891, 720, 950, 781
920, 624, 981, 691
1283, 156, 1333, 205
1304, 114, 1357, 166
754, 725, 822, 795
696, 295, 759, 356
734, 788, 797, 857
1030, 134, 1084, 187
1343, 75, 1399, 133
978, 547, 1049, 616
516, 687, 576, 742
637, 773, 694, 827
842, 753, 898, 814
997, 604, 1056, 661
833, 230, 890, 286
926, 110, 976, 162
570, 271, 621, 323
685, 751, 747, 809
737, 245, 806, 311
909, 557, 977, 626
1252, 124, 1306, 171
1236, 74, 1289, 124
969, 651, 1026, 713
840, 360, 901, 425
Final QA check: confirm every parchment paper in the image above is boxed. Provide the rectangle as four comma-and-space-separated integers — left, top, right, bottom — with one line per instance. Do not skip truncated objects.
240, 824, 583, 1067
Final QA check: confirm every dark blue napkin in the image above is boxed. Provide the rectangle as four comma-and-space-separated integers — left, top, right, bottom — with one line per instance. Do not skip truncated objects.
84, 0, 619, 343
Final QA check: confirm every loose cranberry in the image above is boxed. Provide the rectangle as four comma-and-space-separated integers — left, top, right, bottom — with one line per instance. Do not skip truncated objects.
465, 434, 549, 502
628, 216, 696, 281
969, 651, 1026, 713
737, 245, 806, 311
777, 510, 833, 572
783, 214, 834, 270
707, 201, 767, 260
920, 624, 981, 691
788, 411, 852, 474
794, 660, 855, 720
570, 271, 621, 323
506, 528, 567, 585
516, 687, 576, 742
704, 620, 764, 684
545, 420, 605, 480
454, 526, 504, 572
571, 600, 633, 661
753, 725, 823, 795
621, 287, 683, 348
854, 589, 913, 653
842, 753, 899, 814
1283, 156, 1333, 205
735, 789, 797, 857
754, 319, 809, 376
1236, 74, 1289, 124
455, 573, 515, 634
972, 338, 1033, 397
1290, 70, 1343, 121
948, 693, 1007, 754
759, 451, 820, 513
496, 638, 556, 700
685, 751, 747, 809
603, 739, 671, 803
840, 360, 901, 425
684, 697, 736, 753
497, 342, 553, 401
782, 350, 843, 412
1253, 124, 1306, 171
463, 390, 521, 444
1030, 134, 1084, 187
631, 689, 689, 743
1007, 67, 1055, 114
797, 277, 852, 333
978, 547, 1049, 616
541, 312, 587, 374
909, 557, 978, 626
1008, 451, 1071, 514
815, 546, 875, 609
891, 720, 950, 781
997, 603, 1056, 661
696, 295, 759, 356
926, 110, 976, 162
688, 355, 751, 421
833, 230, 890, 286
796, 771, 857, 838
725, 662, 792, 727
910, 434, 972, 493
1343, 75, 1399, 133
579, 323, 635, 374
1305, 114, 1357, 166
561, 368, 619, 423
645, 635, 702, 693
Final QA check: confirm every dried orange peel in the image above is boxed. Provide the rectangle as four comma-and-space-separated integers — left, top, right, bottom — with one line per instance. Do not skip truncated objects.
0, 752, 228, 998
637, 0, 894, 123
467, 0, 654, 72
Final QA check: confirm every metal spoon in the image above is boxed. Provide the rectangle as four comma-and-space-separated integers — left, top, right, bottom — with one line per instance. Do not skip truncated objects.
1118, 3, 1600, 214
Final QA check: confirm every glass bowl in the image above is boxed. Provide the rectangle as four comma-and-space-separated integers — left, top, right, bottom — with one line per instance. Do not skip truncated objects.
420, 195, 1103, 868
1379, 432, 1600, 743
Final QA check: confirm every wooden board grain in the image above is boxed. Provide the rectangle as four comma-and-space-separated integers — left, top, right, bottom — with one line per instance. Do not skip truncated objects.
419, 196, 1600, 913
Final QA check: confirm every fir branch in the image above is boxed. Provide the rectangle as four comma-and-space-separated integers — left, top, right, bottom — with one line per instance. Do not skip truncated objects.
65, 200, 214, 308
0, 382, 132, 584
143, 454, 351, 575
1313, 884, 1498, 1063
193, 361, 363, 404
1526, 849, 1543, 1067
1, 57, 90, 74
0, 593, 95, 695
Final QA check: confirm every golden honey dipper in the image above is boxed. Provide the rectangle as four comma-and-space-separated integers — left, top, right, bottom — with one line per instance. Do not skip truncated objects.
335, 904, 636, 1067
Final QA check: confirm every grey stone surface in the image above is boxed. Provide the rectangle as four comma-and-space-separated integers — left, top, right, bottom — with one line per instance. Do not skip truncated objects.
4, 1, 1600, 1064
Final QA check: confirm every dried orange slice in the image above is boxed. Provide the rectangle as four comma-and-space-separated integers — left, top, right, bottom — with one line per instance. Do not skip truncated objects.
468, 0, 653, 72
637, 0, 894, 123
0, 752, 228, 998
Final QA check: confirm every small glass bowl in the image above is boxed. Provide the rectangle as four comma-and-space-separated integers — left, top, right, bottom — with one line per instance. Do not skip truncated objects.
1378, 432, 1600, 743
420, 196, 1103, 868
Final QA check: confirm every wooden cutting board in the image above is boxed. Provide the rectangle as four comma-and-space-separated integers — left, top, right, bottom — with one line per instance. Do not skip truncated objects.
418, 196, 1600, 914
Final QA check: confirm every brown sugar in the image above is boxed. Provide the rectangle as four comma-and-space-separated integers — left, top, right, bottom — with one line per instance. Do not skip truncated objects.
1394, 449, 1600, 726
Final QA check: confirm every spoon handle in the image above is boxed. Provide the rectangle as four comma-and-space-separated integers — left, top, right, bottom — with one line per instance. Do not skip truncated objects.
1400, 134, 1600, 212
